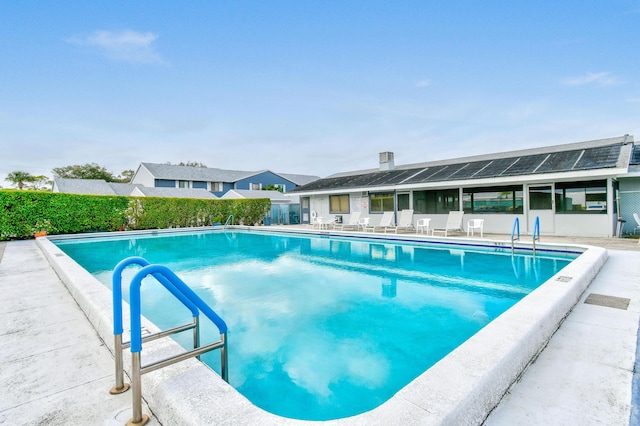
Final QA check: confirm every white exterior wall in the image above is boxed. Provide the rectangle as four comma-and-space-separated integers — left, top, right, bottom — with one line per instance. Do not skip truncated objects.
131, 165, 155, 187
554, 214, 611, 238
310, 187, 612, 237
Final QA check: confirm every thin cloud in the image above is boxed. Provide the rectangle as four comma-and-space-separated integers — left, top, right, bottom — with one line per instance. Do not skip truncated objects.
561, 72, 619, 87
415, 79, 432, 88
68, 29, 164, 64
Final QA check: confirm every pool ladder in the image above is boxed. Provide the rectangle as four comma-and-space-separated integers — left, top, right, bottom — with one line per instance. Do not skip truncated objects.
110, 256, 228, 426
224, 214, 234, 229
511, 216, 541, 255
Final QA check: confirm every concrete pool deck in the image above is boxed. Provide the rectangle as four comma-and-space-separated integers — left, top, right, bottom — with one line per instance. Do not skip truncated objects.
1, 234, 639, 425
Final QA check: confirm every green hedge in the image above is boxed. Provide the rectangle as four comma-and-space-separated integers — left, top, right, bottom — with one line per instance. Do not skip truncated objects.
0, 190, 271, 240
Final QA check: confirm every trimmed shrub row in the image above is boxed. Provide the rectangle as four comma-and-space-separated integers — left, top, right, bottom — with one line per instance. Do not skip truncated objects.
0, 191, 271, 240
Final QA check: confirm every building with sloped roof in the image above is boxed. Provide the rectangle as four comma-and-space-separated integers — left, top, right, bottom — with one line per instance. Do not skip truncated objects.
131, 163, 319, 197
52, 178, 216, 199
291, 135, 637, 237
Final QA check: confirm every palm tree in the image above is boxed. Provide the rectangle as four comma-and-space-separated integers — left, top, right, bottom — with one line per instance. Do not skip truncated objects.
5, 171, 34, 190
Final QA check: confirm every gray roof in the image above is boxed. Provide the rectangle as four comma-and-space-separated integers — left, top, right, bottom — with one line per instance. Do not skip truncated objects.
133, 186, 217, 199
293, 135, 635, 193
277, 173, 320, 186
53, 178, 136, 195
139, 163, 320, 185
53, 178, 216, 199
221, 189, 299, 203
140, 163, 256, 182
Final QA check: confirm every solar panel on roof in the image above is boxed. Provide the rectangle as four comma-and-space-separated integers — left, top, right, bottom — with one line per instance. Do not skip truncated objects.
472, 158, 518, 178
500, 154, 549, 176
535, 150, 582, 173
574, 146, 620, 170
402, 167, 433, 183
292, 142, 625, 193
631, 145, 640, 165
444, 160, 492, 180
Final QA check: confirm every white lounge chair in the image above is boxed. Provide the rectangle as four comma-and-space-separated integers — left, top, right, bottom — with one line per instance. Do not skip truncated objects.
334, 212, 362, 231
432, 211, 465, 237
386, 209, 415, 233
365, 212, 394, 232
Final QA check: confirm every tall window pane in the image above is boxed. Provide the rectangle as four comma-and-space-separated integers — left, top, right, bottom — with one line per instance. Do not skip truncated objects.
462, 186, 523, 214
555, 180, 606, 214
370, 192, 394, 213
329, 195, 350, 214
529, 186, 552, 210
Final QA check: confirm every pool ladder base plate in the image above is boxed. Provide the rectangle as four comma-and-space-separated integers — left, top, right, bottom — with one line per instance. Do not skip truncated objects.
110, 383, 130, 394
127, 414, 149, 426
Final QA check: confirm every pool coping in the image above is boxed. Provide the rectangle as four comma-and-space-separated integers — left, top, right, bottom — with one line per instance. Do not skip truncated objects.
37, 227, 607, 425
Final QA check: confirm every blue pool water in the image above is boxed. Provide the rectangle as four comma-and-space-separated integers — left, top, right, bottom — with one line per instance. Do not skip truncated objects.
54, 230, 576, 420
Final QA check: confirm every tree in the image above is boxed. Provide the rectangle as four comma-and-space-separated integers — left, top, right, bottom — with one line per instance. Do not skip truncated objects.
263, 184, 284, 193
114, 169, 135, 183
52, 163, 117, 181
5, 171, 35, 190
165, 161, 208, 168
28, 175, 52, 191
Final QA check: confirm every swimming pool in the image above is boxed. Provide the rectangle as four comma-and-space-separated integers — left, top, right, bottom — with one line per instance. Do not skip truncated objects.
53, 229, 578, 420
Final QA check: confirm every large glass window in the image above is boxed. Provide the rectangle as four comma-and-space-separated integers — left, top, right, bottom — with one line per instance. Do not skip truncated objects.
370, 192, 394, 213
555, 180, 607, 214
330, 195, 350, 214
529, 186, 552, 210
413, 189, 459, 214
397, 193, 410, 211
178, 180, 189, 188
463, 186, 523, 214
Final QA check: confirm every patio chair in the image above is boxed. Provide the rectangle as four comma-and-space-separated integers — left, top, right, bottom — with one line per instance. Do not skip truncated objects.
357, 217, 370, 231
467, 219, 484, 237
364, 211, 395, 232
309, 211, 319, 228
432, 211, 465, 237
416, 218, 431, 234
386, 209, 415, 233
310, 211, 332, 229
334, 212, 361, 231
633, 213, 640, 235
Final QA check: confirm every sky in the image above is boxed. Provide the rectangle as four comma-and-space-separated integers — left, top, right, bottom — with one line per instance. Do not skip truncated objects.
1, 1, 639, 187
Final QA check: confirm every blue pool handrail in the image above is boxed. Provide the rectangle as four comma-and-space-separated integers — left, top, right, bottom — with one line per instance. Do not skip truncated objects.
126, 263, 228, 425
224, 214, 234, 228
511, 218, 520, 254
129, 264, 228, 353
532, 216, 541, 254
110, 257, 228, 425
111, 256, 201, 395
112, 256, 199, 335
